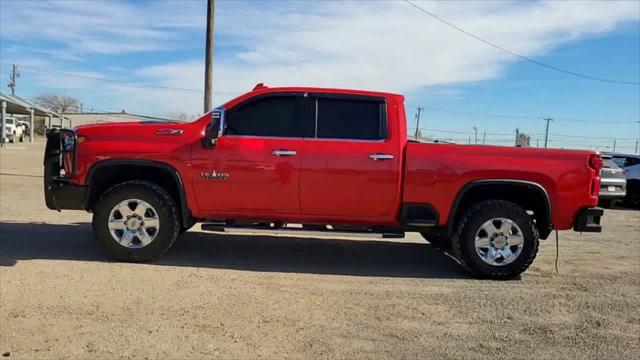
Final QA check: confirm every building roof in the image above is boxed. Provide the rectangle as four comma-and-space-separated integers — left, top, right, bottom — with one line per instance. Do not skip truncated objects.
0, 92, 65, 117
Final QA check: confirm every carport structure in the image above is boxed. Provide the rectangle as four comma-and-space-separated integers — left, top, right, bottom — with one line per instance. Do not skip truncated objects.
0, 92, 67, 146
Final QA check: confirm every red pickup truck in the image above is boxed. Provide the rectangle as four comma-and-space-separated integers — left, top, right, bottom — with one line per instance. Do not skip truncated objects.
44, 84, 603, 279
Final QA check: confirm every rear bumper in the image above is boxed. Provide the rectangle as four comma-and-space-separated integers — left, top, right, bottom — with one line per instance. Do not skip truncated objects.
573, 207, 603, 233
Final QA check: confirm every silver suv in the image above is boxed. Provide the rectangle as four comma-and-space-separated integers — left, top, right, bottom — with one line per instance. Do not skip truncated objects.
598, 155, 627, 207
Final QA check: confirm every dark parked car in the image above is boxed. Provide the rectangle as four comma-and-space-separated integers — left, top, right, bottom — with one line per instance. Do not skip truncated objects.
598, 155, 626, 207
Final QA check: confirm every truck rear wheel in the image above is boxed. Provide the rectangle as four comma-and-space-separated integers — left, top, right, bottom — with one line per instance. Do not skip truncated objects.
92, 181, 180, 262
451, 200, 539, 279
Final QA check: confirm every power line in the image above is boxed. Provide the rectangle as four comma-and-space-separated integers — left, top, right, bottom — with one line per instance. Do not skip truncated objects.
402, 0, 640, 86
549, 133, 638, 141
7, 61, 636, 125
9, 64, 242, 95
422, 105, 637, 124
424, 106, 539, 120
409, 126, 638, 143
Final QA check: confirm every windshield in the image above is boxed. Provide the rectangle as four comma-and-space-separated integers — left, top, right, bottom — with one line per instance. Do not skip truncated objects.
5, 118, 14, 125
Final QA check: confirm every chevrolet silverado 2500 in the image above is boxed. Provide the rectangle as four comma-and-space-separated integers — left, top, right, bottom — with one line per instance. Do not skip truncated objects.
44, 85, 603, 279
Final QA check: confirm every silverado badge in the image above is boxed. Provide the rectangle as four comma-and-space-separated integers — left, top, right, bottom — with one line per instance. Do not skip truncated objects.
201, 170, 229, 181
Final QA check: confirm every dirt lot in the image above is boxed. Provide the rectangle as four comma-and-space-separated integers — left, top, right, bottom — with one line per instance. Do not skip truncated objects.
1, 140, 639, 359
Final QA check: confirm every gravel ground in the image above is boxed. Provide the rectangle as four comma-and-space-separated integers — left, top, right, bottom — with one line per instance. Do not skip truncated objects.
1, 140, 639, 359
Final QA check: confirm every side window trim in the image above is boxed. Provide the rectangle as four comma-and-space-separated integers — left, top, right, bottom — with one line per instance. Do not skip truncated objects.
310, 95, 388, 142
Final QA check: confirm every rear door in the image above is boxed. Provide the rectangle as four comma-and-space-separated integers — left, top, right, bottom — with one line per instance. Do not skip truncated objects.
192, 93, 306, 214
299, 94, 401, 220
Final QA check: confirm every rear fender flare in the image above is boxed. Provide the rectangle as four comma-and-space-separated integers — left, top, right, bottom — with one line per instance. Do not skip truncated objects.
447, 179, 553, 239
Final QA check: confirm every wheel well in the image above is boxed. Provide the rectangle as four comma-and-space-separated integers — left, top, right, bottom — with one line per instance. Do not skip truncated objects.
449, 182, 552, 239
86, 163, 188, 224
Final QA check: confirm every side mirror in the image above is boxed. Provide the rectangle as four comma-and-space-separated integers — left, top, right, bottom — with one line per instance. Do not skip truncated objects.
202, 110, 222, 149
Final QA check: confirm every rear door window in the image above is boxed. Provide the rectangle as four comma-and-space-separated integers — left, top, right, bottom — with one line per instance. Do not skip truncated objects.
315, 97, 386, 140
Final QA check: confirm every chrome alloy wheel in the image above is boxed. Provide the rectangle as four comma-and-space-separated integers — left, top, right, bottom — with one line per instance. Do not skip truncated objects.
107, 199, 160, 248
474, 218, 524, 266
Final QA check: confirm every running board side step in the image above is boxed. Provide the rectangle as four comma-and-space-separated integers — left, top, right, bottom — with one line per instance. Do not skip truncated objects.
200, 224, 405, 239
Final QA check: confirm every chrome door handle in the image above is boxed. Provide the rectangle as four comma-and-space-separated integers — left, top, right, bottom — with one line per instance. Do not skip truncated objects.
369, 153, 394, 160
272, 149, 297, 157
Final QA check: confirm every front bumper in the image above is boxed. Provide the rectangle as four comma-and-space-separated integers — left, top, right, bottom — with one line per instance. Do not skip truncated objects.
44, 180, 88, 211
44, 129, 87, 211
573, 207, 603, 233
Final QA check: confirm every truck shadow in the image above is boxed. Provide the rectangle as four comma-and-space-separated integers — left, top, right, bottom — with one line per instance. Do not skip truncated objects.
0, 222, 468, 279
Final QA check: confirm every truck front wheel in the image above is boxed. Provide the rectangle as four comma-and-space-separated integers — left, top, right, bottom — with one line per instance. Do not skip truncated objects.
92, 181, 180, 262
451, 200, 539, 280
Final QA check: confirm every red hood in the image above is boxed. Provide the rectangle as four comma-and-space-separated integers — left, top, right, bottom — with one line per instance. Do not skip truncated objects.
74, 120, 181, 131
74, 116, 210, 144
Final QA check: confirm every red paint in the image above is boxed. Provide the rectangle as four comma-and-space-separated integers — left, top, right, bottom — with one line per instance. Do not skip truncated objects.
70, 86, 600, 230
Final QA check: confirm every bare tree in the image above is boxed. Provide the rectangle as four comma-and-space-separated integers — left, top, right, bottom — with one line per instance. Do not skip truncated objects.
34, 93, 80, 114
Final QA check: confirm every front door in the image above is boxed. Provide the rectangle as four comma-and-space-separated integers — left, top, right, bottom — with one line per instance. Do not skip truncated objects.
192, 93, 306, 214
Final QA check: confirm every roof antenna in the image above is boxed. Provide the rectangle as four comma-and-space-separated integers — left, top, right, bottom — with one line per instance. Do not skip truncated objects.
253, 83, 267, 91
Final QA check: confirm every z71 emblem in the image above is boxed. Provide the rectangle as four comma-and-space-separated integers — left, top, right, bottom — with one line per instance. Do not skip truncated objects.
201, 170, 229, 181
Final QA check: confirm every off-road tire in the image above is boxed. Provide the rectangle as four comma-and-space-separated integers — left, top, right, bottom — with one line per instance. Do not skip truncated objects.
451, 200, 539, 280
92, 180, 180, 262
419, 229, 451, 249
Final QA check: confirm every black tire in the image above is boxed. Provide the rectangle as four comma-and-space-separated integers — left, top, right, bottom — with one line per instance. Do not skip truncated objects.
451, 200, 539, 280
419, 229, 451, 249
92, 180, 180, 262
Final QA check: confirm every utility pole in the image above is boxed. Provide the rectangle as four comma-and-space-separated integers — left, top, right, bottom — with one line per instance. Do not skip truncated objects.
613, 139, 617, 153
473, 126, 478, 144
482, 131, 486, 145
543, 117, 553, 148
203, 0, 215, 113
7, 64, 20, 96
1, 101, 6, 147
635, 140, 638, 153
414, 107, 424, 140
